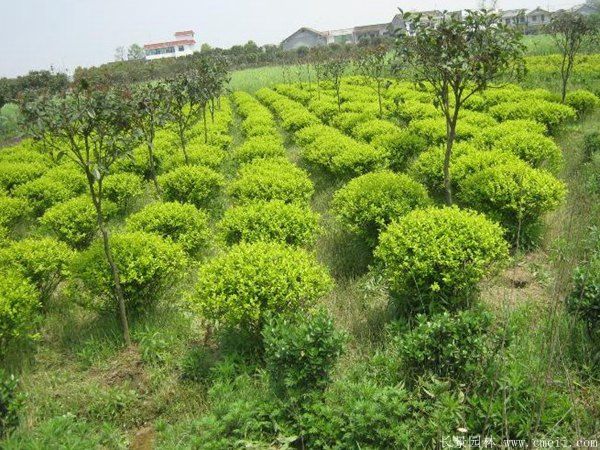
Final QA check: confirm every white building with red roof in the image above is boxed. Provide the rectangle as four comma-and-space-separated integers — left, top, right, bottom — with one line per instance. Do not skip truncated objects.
144, 30, 197, 60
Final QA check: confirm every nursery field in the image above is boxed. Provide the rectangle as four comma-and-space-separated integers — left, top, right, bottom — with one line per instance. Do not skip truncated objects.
1, 60, 600, 448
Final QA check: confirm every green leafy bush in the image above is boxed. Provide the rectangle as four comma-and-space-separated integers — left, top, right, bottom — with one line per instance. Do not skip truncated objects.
0, 238, 73, 302
408, 117, 478, 145
458, 161, 566, 247
565, 89, 599, 116
300, 381, 413, 448
330, 112, 371, 134
40, 195, 115, 249
489, 100, 576, 133
583, 131, 600, 160
392, 100, 440, 123
71, 232, 188, 313
371, 130, 428, 171
102, 173, 144, 211
0, 369, 23, 438
0, 196, 31, 231
332, 171, 430, 244
308, 97, 340, 123
158, 165, 225, 209
301, 129, 388, 178
232, 136, 285, 164
408, 142, 475, 196
474, 119, 547, 149
263, 309, 345, 399
492, 131, 563, 172
375, 207, 509, 312
352, 119, 400, 143
0, 270, 40, 352
13, 175, 83, 217
566, 249, 600, 338
125, 201, 210, 256
228, 158, 313, 205
193, 241, 332, 334
218, 200, 320, 247
395, 309, 494, 382
453, 149, 523, 183
162, 143, 226, 172
0, 162, 46, 192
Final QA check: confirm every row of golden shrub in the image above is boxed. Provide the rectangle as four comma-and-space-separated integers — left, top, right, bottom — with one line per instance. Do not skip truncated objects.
232, 91, 286, 164
255, 88, 320, 133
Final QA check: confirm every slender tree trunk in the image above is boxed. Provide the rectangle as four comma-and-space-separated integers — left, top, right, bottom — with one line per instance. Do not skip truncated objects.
210, 98, 215, 123
86, 174, 131, 346
147, 140, 161, 194
178, 125, 189, 164
202, 106, 208, 144
444, 110, 459, 206
561, 54, 574, 104
377, 80, 383, 117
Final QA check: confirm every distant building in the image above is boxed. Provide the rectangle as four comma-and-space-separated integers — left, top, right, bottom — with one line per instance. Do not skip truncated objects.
281, 4, 599, 50
500, 9, 528, 26
281, 22, 391, 51
569, 3, 600, 15
144, 31, 197, 60
526, 7, 552, 27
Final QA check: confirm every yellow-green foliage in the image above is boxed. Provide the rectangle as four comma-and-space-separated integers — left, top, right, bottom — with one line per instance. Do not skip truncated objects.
0, 162, 47, 193
492, 131, 563, 172
371, 131, 428, 172
409, 143, 476, 196
0, 237, 73, 302
0, 270, 40, 352
0, 196, 31, 231
102, 173, 144, 211
193, 241, 333, 333
72, 232, 188, 313
233, 91, 278, 137
474, 119, 548, 148
458, 160, 566, 245
453, 149, 523, 183
125, 201, 210, 256
352, 120, 401, 143
308, 97, 340, 124
489, 100, 576, 132
233, 136, 286, 164
218, 200, 320, 247
332, 171, 430, 244
301, 126, 387, 177
565, 89, 600, 116
330, 112, 371, 134
408, 118, 478, 145
256, 88, 320, 132
375, 206, 509, 312
162, 143, 226, 172
40, 195, 114, 250
392, 100, 441, 123
158, 165, 225, 209
12, 166, 87, 216
228, 157, 313, 204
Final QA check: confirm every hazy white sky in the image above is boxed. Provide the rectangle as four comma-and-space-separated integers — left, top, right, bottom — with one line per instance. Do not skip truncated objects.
0, 0, 582, 77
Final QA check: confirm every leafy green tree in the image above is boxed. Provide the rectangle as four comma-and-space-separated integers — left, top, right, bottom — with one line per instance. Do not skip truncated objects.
131, 82, 170, 193
166, 73, 206, 163
166, 55, 229, 160
547, 11, 599, 103
355, 43, 391, 116
20, 84, 140, 345
322, 55, 350, 110
127, 43, 146, 61
395, 9, 525, 205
